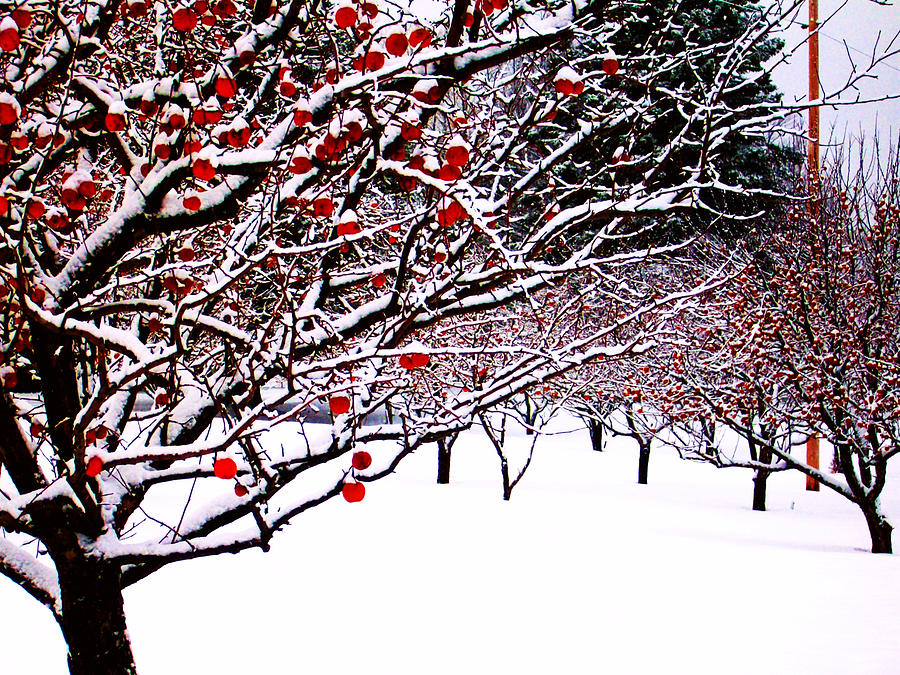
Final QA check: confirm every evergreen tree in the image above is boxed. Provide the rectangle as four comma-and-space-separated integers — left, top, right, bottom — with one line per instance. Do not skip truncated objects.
535, 0, 799, 245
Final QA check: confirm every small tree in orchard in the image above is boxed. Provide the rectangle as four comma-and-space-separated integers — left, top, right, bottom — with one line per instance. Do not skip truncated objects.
478, 389, 566, 501
0, 0, 851, 671
668, 157, 900, 551
650, 256, 796, 512
564, 251, 720, 484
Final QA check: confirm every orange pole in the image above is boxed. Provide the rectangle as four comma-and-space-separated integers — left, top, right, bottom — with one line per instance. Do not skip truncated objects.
806, 436, 820, 491
806, 1, 821, 493
808, 0, 820, 211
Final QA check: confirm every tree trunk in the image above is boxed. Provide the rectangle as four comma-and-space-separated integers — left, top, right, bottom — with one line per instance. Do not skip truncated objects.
752, 446, 773, 512
752, 469, 769, 511
699, 416, 715, 456
861, 503, 893, 554
637, 439, 651, 485
437, 437, 452, 484
57, 555, 136, 674
588, 419, 604, 452
500, 456, 512, 501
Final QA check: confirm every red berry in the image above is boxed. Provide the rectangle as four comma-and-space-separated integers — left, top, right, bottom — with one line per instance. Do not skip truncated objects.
312, 197, 334, 217
215, 76, 237, 98
342, 481, 365, 502
334, 5, 356, 28
0, 100, 19, 125
352, 451, 372, 470
385, 32, 408, 57
172, 7, 197, 31
408, 27, 431, 49
86, 456, 104, 477
554, 78, 574, 95
438, 164, 462, 182
47, 211, 70, 231
280, 79, 297, 97
213, 0, 238, 16
213, 457, 238, 479
364, 50, 385, 71
401, 121, 422, 141
0, 27, 20, 53
329, 395, 352, 415
183, 195, 202, 211
335, 221, 361, 237
11, 9, 32, 29
128, 1, 148, 17
192, 158, 216, 181
399, 352, 430, 370
105, 112, 126, 132
78, 180, 96, 198
446, 145, 469, 167
26, 199, 45, 219
234, 483, 248, 497
289, 156, 312, 174
602, 58, 619, 76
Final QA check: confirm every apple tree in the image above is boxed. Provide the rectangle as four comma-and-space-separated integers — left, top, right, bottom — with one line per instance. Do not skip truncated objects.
0, 0, 825, 671
666, 157, 900, 549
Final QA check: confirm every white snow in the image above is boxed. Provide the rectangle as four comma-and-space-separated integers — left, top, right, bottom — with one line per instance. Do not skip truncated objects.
0, 419, 898, 674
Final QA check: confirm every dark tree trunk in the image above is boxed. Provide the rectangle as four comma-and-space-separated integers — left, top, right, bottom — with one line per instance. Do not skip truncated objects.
752, 446, 773, 512
437, 437, 452, 484
861, 503, 893, 554
637, 439, 651, 485
752, 469, 769, 511
588, 419, 604, 452
522, 396, 536, 435
56, 554, 136, 674
500, 456, 512, 501
699, 416, 716, 456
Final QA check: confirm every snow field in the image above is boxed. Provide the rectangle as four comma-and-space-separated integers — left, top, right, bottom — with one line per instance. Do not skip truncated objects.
1, 419, 898, 674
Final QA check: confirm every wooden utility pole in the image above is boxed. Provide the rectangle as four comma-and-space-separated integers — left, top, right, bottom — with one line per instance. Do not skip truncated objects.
808, 0, 821, 211
806, 0, 821, 491
806, 436, 820, 491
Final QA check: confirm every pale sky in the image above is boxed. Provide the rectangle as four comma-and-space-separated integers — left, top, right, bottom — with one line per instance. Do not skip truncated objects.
770, 0, 900, 168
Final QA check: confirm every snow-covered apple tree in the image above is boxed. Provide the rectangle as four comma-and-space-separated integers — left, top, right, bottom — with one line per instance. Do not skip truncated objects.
0, 0, 821, 671
665, 157, 900, 551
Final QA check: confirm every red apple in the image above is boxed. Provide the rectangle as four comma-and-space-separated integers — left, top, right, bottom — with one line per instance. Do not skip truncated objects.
172, 7, 197, 32
342, 481, 365, 502
334, 5, 356, 28
86, 456, 104, 478
192, 158, 216, 181
329, 395, 352, 415
213, 457, 238, 479
386, 32, 408, 57
352, 451, 372, 470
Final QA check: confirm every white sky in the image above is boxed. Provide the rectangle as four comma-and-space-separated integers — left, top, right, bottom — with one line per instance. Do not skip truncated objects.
770, 0, 900, 167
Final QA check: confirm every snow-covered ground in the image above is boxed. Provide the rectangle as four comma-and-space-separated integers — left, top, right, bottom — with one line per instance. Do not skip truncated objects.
2, 419, 898, 674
